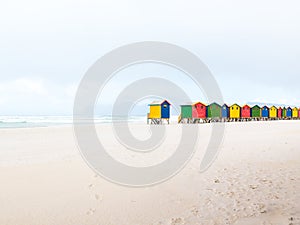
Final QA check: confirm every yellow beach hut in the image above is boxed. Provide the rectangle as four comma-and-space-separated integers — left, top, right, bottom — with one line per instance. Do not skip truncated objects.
269, 106, 278, 119
230, 104, 241, 119
292, 107, 298, 119
148, 100, 171, 124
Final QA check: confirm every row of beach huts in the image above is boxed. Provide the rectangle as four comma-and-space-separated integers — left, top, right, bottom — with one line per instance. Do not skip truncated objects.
147, 100, 300, 124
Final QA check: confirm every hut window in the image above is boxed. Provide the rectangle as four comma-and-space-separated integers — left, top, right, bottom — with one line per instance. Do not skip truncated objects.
163, 105, 167, 108
236, 107, 238, 110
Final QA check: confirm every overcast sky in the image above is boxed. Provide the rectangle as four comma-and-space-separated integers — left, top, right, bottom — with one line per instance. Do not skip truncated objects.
0, 0, 299, 115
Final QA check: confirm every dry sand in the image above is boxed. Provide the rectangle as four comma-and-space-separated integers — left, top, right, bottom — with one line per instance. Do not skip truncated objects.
0, 121, 299, 225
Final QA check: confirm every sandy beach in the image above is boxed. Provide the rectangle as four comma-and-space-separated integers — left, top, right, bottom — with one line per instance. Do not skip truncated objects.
0, 121, 299, 225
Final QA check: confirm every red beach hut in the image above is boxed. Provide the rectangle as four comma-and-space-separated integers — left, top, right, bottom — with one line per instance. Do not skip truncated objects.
298, 108, 300, 118
278, 107, 283, 118
192, 102, 207, 119
241, 105, 251, 118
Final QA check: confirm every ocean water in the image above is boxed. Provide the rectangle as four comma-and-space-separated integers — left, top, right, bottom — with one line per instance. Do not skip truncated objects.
0, 115, 147, 129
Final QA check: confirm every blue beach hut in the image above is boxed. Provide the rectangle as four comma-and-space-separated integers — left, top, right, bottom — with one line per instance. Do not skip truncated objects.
261, 106, 269, 118
286, 107, 292, 118
161, 101, 170, 118
222, 104, 230, 118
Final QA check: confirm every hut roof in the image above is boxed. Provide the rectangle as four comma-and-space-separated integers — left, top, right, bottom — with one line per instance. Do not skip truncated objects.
149, 100, 171, 106
242, 104, 251, 108
194, 102, 206, 106
230, 103, 241, 107
208, 102, 221, 107
180, 102, 195, 106
180, 102, 206, 106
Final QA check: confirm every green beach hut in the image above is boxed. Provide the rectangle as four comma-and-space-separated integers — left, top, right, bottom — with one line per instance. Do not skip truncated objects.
207, 103, 222, 119
180, 104, 193, 119
251, 105, 261, 118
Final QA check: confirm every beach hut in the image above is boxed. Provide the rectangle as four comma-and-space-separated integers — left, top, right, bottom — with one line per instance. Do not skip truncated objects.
261, 106, 269, 119
286, 107, 292, 118
292, 107, 298, 118
180, 104, 193, 121
299, 108, 300, 118
222, 104, 230, 119
241, 105, 251, 119
269, 106, 278, 119
229, 104, 241, 119
277, 107, 283, 119
282, 107, 287, 118
207, 103, 222, 119
193, 102, 207, 119
148, 100, 170, 124
251, 105, 261, 119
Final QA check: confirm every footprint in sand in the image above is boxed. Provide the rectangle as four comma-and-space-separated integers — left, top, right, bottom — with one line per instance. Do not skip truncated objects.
171, 217, 185, 225
191, 207, 200, 216
95, 194, 102, 201
86, 208, 96, 215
